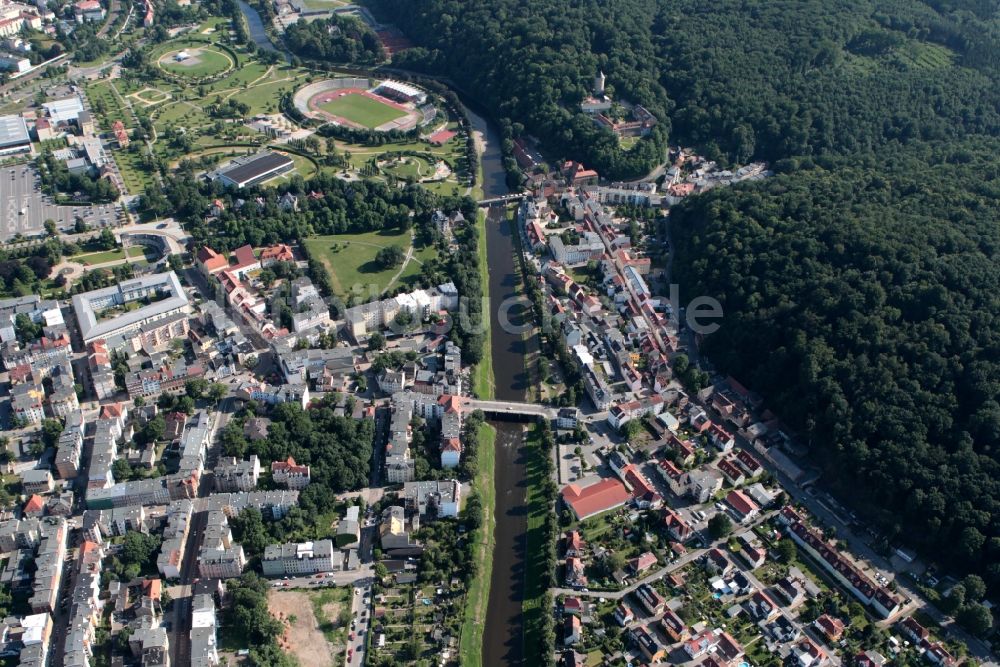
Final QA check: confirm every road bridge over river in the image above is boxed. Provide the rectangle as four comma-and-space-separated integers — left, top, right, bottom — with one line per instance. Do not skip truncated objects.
461, 398, 567, 422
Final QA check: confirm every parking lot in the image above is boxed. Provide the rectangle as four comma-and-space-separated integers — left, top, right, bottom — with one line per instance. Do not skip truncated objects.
0, 164, 118, 242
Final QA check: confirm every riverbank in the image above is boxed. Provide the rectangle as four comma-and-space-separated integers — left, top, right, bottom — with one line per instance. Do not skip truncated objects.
521, 426, 556, 666
460, 421, 497, 667
473, 210, 495, 400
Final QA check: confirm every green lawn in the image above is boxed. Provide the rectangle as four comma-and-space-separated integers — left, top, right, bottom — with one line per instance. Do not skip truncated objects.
73, 245, 147, 266
381, 155, 435, 179
459, 422, 496, 667
303, 228, 413, 298
86, 80, 132, 130
319, 92, 407, 128
159, 47, 233, 77
472, 210, 495, 399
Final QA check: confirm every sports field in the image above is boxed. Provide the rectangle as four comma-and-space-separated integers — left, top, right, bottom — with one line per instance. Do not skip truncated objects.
318, 92, 407, 128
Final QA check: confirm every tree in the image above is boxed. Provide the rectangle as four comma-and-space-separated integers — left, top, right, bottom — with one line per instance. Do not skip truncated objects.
776, 538, 797, 562
708, 513, 733, 539
112, 458, 133, 482
941, 584, 966, 615
957, 602, 993, 637
136, 415, 165, 446
368, 332, 386, 351
40, 419, 64, 450
177, 395, 196, 414
963, 574, 987, 602
623, 419, 642, 440
185, 378, 209, 399
98, 227, 117, 251
207, 383, 229, 403
121, 532, 161, 570
44, 219, 57, 236
375, 245, 405, 269
231, 508, 270, 557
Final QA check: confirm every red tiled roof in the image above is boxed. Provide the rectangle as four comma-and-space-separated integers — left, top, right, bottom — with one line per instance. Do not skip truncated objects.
725, 489, 759, 518
438, 394, 462, 413
24, 494, 44, 513
196, 246, 229, 272
816, 614, 845, 640
232, 244, 257, 268
561, 478, 630, 520
260, 243, 294, 263
100, 402, 125, 419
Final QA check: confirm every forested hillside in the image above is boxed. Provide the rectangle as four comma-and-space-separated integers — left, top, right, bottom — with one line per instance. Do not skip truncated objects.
371, 0, 1000, 177
670, 142, 1000, 587
374, 0, 1000, 587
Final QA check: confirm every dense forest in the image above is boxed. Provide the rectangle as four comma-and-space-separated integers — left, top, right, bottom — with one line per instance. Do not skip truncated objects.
370, 0, 1000, 589
371, 0, 1000, 177
670, 141, 1000, 589
285, 15, 384, 64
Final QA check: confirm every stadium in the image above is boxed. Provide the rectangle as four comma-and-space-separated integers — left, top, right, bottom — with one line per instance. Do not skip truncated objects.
293, 78, 431, 132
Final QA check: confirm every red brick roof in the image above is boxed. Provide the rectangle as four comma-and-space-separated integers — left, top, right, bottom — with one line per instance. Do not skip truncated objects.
560, 478, 630, 520
232, 244, 257, 268
24, 494, 44, 514
196, 246, 229, 273
725, 489, 759, 518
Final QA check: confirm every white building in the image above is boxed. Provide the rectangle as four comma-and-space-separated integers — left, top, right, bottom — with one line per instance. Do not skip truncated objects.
72, 272, 191, 345
261, 539, 337, 577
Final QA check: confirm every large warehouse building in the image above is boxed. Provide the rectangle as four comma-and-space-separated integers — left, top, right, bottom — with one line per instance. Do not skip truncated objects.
208, 151, 295, 189
0, 114, 31, 156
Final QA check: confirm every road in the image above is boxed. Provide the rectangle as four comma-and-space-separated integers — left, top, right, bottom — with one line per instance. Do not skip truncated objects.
550, 512, 774, 600
165, 396, 236, 667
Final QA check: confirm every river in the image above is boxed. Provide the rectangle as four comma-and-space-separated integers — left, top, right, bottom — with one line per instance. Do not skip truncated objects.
467, 107, 533, 666
236, 0, 283, 55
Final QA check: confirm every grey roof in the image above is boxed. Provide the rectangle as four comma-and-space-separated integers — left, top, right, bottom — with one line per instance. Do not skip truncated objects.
72, 271, 189, 343
0, 114, 29, 149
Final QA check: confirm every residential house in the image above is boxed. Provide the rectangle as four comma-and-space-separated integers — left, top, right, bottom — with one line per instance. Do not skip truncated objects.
659, 608, 689, 643
814, 614, 845, 643
745, 589, 780, 622
725, 489, 760, 523
629, 551, 657, 576
634, 583, 665, 615
564, 615, 581, 646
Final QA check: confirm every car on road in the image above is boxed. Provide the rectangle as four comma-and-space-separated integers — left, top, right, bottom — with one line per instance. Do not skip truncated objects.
157, 223, 168, 229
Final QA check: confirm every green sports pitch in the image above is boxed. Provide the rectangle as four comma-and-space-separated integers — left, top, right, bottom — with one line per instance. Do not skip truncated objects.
318, 92, 408, 128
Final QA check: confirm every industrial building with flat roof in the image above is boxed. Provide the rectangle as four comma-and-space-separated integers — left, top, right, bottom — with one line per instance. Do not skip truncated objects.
0, 114, 31, 156
72, 271, 191, 344
208, 151, 295, 189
